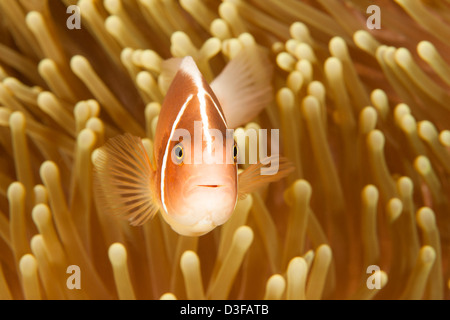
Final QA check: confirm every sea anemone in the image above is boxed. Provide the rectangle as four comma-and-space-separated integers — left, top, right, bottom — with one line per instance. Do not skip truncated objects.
0, 0, 449, 300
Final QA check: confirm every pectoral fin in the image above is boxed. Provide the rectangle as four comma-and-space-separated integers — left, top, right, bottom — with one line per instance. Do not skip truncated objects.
93, 133, 159, 226
238, 155, 294, 199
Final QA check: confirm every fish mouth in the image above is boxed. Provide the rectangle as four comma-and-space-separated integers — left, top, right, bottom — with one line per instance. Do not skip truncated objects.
184, 175, 235, 194
197, 184, 223, 188
186, 183, 230, 194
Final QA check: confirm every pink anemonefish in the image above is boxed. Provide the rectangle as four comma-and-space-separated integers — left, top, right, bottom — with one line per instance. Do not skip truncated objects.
93, 43, 293, 236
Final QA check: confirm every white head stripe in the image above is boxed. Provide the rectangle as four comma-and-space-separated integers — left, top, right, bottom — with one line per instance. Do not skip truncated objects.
160, 94, 193, 214
188, 66, 227, 153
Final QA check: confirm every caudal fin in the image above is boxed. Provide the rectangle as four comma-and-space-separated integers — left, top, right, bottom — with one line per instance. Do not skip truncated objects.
211, 39, 273, 129
93, 133, 159, 226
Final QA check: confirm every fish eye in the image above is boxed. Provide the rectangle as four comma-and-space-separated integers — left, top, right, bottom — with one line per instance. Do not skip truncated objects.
233, 143, 238, 161
173, 143, 184, 164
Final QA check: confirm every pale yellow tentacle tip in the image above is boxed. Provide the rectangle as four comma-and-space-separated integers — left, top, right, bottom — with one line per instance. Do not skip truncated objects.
30, 234, 45, 253
264, 274, 285, 300
91, 148, 101, 165
377, 270, 389, 289
287, 257, 307, 273
353, 30, 374, 47
367, 130, 385, 152
386, 198, 403, 223
397, 176, 413, 194
324, 57, 342, 76
77, 128, 96, 149
104, 0, 121, 13
160, 292, 177, 300
417, 41, 435, 59
108, 242, 127, 267
329, 36, 347, 55
277, 87, 295, 111
9, 111, 26, 130
420, 245, 436, 264
25, 11, 42, 27
7, 181, 25, 200
276, 52, 296, 72
238, 33, 255, 46
284, 179, 312, 206
19, 254, 38, 277
70, 55, 89, 75
302, 95, 321, 117
439, 130, 450, 147
416, 207, 436, 233
31, 203, 50, 226
316, 243, 332, 259
37, 58, 54, 73
39, 161, 58, 181
180, 250, 199, 270
362, 184, 379, 203
234, 225, 254, 248
418, 121, 437, 141
286, 256, 307, 300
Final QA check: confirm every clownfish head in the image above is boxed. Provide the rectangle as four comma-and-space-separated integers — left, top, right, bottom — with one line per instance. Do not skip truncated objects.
156, 57, 238, 236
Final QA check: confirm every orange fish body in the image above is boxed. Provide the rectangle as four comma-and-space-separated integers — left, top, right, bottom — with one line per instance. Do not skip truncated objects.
153, 58, 238, 235
94, 45, 292, 236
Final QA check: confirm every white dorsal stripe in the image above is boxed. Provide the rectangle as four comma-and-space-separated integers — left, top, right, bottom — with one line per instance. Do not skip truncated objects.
198, 87, 213, 153
207, 93, 227, 127
180, 57, 227, 155
160, 94, 193, 214
180, 57, 227, 127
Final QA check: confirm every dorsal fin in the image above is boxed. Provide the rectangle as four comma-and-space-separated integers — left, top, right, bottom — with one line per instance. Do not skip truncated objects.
93, 133, 159, 226
159, 45, 273, 130
211, 44, 273, 128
